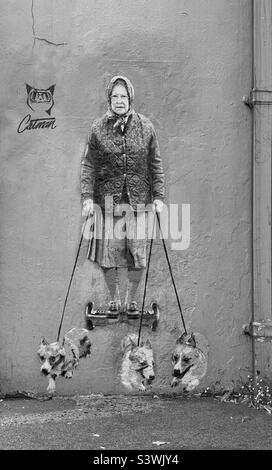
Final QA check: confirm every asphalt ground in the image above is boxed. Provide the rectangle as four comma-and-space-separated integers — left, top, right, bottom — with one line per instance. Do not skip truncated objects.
0, 393, 271, 462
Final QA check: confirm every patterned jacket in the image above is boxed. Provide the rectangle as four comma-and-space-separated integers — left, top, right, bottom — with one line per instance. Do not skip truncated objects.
81, 110, 165, 210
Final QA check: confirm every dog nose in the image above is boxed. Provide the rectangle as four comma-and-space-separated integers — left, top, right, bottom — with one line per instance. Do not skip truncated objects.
149, 375, 155, 381
41, 369, 49, 376
173, 369, 181, 378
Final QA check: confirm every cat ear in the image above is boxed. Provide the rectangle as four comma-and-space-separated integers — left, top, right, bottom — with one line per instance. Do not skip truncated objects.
25, 84, 33, 95
47, 84, 55, 96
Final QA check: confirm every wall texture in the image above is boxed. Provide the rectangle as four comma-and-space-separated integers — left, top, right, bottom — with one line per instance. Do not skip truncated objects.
0, 0, 252, 395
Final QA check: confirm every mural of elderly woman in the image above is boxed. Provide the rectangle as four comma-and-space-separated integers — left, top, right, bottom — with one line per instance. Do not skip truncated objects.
81, 75, 165, 318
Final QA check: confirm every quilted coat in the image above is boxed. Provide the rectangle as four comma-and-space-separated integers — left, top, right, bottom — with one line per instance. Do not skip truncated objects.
81, 109, 165, 210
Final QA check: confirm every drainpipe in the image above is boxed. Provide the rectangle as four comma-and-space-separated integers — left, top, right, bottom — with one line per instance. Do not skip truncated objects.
243, 0, 272, 399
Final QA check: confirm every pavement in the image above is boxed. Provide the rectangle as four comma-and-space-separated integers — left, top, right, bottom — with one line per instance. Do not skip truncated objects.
0, 393, 271, 453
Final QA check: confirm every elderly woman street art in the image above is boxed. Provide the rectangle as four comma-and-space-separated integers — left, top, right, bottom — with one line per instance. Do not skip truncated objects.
81, 75, 165, 319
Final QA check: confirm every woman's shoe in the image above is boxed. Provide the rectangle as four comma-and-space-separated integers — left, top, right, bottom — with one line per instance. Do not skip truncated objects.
125, 301, 140, 319
106, 300, 121, 319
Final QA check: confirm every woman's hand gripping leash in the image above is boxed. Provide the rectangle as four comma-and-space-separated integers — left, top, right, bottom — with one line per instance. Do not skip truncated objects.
153, 199, 164, 214
82, 198, 94, 218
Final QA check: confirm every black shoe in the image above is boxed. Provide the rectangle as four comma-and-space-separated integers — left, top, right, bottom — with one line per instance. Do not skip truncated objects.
125, 301, 140, 319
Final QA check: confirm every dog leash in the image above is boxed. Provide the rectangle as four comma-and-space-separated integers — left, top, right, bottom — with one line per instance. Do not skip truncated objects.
156, 212, 187, 335
137, 213, 156, 346
56, 211, 93, 341
137, 211, 188, 346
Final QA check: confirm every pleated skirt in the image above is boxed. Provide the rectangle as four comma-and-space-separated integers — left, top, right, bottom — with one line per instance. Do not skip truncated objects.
86, 202, 148, 269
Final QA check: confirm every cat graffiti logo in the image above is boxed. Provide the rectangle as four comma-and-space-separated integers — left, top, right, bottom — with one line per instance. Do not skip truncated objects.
17, 84, 57, 133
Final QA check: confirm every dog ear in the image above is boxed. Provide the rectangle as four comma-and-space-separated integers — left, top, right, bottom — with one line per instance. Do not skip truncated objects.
176, 332, 196, 347
40, 336, 48, 346
59, 345, 66, 356
187, 333, 196, 347
129, 336, 138, 348
176, 332, 187, 344
80, 335, 92, 357
144, 339, 152, 349
80, 335, 88, 345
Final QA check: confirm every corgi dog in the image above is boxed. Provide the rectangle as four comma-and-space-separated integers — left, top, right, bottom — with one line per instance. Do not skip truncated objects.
171, 332, 207, 391
120, 333, 155, 391
37, 327, 92, 395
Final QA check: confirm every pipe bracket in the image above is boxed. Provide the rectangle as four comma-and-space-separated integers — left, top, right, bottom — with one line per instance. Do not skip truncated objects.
243, 88, 272, 108
243, 320, 272, 340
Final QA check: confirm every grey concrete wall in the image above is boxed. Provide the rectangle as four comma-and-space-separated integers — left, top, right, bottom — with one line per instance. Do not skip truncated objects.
0, 0, 252, 395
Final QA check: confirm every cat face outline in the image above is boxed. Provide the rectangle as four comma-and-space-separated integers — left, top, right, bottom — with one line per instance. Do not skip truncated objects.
25, 84, 55, 115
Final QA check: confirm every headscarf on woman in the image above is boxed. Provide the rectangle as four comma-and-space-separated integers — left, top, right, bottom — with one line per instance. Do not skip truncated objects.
105, 75, 135, 131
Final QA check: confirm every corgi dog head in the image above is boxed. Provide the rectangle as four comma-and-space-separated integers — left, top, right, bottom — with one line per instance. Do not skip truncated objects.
171, 332, 207, 390
121, 334, 155, 391
37, 337, 66, 377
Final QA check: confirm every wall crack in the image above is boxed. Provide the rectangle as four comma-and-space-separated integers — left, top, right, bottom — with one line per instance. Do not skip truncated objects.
31, 0, 68, 48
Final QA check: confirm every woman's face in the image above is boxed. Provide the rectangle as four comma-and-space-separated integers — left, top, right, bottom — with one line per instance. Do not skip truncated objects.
110, 84, 129, 115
